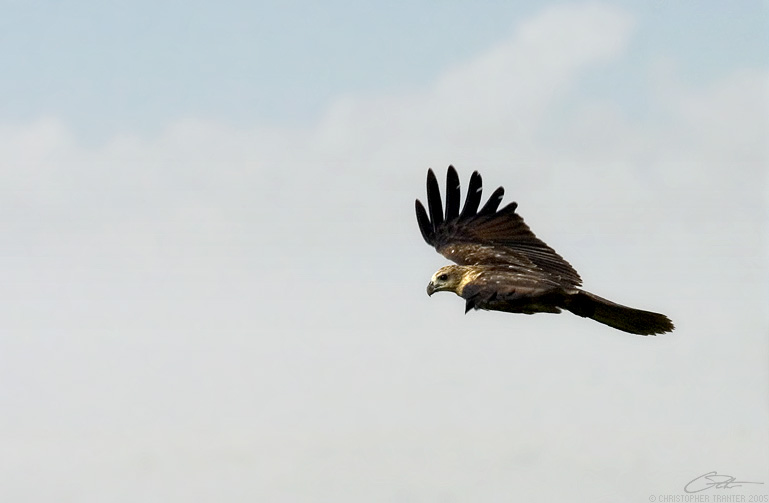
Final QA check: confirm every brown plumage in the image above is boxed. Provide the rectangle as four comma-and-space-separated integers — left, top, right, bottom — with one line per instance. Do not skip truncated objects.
416, 166, 674, 335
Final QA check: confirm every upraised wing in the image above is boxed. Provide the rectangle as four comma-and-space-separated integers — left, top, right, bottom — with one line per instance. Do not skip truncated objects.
415, 166, 582, 287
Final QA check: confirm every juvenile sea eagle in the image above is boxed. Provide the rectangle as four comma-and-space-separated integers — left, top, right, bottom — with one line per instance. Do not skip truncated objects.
415, 166, 674, 335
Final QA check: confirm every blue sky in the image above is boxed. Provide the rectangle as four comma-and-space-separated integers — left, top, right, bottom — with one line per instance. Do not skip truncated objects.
2, 1, 766, 141
0, 2, 767, 501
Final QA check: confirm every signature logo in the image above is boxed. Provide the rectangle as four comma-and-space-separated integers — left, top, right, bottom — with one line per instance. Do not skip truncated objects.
684, 471, 764, 493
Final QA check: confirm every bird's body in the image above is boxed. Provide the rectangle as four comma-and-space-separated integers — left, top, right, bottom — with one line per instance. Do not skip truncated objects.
428, 264, 564, 314
416, 166, 674, 335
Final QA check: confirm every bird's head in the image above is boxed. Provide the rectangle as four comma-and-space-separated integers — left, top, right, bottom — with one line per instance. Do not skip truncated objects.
426, 265, 465, 296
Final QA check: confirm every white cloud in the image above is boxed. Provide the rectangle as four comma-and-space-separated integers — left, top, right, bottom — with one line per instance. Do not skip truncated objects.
312, 4, 635, 165
0, 3, 767, 501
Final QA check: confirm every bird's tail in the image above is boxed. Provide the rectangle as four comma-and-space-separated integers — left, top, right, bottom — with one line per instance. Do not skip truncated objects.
564, 290, 674, 335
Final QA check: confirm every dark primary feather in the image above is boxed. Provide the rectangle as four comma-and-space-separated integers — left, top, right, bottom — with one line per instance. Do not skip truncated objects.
415, 166, 582, 287
459, 170, 483, 220
415, 199, 433, 244
425, 169, 444, 230
445, 166, 460, 221
478, 186, 505, 216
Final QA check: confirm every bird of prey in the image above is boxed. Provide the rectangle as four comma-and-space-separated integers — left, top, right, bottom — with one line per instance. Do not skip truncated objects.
415, 166, 674, 335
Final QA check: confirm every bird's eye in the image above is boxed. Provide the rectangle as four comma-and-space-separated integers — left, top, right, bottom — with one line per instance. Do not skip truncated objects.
438, 273, 449, 281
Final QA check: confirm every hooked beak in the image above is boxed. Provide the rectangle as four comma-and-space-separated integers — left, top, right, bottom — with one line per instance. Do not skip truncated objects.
426, 281, 436, 296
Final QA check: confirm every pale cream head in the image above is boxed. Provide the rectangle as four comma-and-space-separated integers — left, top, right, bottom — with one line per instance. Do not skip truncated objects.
426, 265, 467, 296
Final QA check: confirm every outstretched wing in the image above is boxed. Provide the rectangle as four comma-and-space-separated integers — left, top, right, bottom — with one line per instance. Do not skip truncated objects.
415, 165, 582, 287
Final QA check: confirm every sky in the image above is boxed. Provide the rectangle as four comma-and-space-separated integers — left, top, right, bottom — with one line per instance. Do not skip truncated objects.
0, 1, 767, 501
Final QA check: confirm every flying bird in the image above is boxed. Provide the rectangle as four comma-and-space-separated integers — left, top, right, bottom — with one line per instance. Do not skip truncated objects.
415, 166, 674, 335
